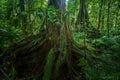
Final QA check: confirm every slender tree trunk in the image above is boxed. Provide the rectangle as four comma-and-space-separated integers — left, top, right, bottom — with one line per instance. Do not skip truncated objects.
27, 0, 33, 33
76, 0, 89, 25
107, 0, 111, 38
20, 0, 25, 12
97, 0, 103, 30
115, 5, 119, 28
20, 0, 27, 34
101, 0, 106, 31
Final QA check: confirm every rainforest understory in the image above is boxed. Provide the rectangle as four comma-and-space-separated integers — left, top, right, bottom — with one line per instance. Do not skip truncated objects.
0, 0, 120, 80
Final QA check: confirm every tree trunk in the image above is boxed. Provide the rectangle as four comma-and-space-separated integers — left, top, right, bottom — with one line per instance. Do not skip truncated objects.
9, 0, 86, 80
20, 0, 27, 34
75, 0, 100, 39
97, 0, 103, 30
76, 0, 89, 26
107, 0, 111, 38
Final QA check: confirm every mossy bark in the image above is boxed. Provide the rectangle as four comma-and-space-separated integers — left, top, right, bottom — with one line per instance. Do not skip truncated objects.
8, 0, 86, 80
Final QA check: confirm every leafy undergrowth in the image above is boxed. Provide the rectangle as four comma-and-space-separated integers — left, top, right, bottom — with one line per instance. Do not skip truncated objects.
0, 28, 120, 80
73, 30, 120, 80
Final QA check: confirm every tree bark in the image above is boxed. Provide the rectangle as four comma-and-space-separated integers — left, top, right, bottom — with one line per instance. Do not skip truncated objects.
97, 0, 103, 30
20, 0, 27, 34
9, 0, 85, 80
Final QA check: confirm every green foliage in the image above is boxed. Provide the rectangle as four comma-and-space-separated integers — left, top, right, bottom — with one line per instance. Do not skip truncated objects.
83, 35, 120, 80
0, 0, 120, 80
47, 6, 62, 27
73, 25, 120, 79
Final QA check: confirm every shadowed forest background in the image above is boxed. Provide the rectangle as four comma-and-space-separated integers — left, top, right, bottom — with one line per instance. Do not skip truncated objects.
0, 0, 120, 80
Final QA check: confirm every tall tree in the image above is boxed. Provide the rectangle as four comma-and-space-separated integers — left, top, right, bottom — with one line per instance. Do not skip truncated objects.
97, 0, 103, 30
76, 0, 89, 26
107, 0, 111, 38
76, 0, 100, 39
101, 0, 105, 30
20, 0, 25, 12
10, 0, 84, 80
19, 0, 28, 34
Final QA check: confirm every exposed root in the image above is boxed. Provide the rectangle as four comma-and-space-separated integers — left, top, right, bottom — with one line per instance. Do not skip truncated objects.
5, 31, 87, 80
